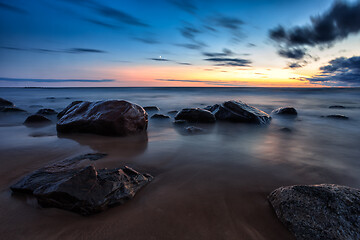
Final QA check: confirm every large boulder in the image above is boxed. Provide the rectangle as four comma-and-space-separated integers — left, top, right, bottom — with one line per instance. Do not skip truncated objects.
57, 100, 148, 136
0, 98, 14, 107
10, 153, 153, 215
271, 107, 297, 116
175, 108, 216, 123
268, 184, 360, 240
205, 100, 271, 124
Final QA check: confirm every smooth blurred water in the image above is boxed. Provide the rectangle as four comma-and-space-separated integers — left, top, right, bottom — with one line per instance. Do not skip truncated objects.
0, 87, 360, 240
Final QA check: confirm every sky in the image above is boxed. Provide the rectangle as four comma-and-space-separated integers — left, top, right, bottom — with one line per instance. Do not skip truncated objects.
0, 0, 359, 87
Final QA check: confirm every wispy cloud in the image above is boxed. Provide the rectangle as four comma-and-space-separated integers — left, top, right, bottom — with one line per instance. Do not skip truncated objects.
204, 57, 252, 67
0, 3, 27, 14
202, 48, 234, 57
1, 46, 107, 54
0, 78, 115, 83
168, 0, 197, 14
156, 78, 247, 87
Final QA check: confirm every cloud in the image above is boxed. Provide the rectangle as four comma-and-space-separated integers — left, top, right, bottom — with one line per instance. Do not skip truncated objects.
149, 57, 171, 61
1, 46, 106, 54
176, 62, 192, 65
288, 62, 303, 69
202, 48, 234, 57
82, 18, 119, 29
304, 56, 360, 86
213, 16, 244, 30
0, 2, 27, 14
204, 57, 252, 67
247, 43, 256, 47
175, 42, 206, 50
155, 78, 247, 87
0, 78, 115, 83
168, 0, 197, 14
134, 37, 159, 44
179, 25, 201, 40
269, 1, 360, 60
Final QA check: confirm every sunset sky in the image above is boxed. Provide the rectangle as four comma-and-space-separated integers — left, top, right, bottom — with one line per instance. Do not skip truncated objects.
0, 0, 359, 87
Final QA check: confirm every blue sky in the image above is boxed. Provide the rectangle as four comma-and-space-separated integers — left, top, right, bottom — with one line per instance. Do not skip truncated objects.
0, 0, 359, 87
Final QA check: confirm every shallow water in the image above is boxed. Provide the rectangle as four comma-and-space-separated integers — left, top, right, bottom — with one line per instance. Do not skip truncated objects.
1, 87, 360, 240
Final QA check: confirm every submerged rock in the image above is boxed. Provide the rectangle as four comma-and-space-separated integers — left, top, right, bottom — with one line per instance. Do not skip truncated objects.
185, 126, 204, 133
144, 106, 160, 111
329, 105, 346, 109
57, 100, 148, 136
205, 100, 271, 124
0, 98, 14, 107
151, 114, 170, 119
11, 154, 152, 215
269, 184, 360, 240
325, 114, 349, 120
36, 108, 57, 115
271, 107, 297, 116
24, 115, 51, 125
175, 108, 216, 123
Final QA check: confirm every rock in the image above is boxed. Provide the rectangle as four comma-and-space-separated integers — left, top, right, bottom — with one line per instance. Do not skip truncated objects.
325, 114, 349, 120
185, 126, 203, 133
280, 127, 292, 132
174, 120, 187, 124
57, 100, 148, 136
57, 101, 83, 119
0, 98, 14, 107
175, 108, 216, 123
268, 184, 360, 240
46, 97, 56, 100
24, 115, 51, 125
205, 100, 271, 124
329, 105, 346, 109
168, 110, 178, 114
151, 114, 170, 119
10, 153, 152, 215
0, 107, 26, 112
271, 107, 297, 116
36, 108, 57, 115
144, 106, 160, 111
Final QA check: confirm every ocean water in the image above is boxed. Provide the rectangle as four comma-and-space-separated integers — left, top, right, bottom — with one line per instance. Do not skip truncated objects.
0, 87, 360, 240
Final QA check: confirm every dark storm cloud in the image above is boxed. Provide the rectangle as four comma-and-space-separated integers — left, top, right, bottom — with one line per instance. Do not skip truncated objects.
168, 0, 197, 14
0, 78, 115, 83
0, 3, 27, 14
204, 57, 252, 67
202, 48, 234, 57
305, 56, 360, 86
1, 46, 106, 54
269, 1, 360, 60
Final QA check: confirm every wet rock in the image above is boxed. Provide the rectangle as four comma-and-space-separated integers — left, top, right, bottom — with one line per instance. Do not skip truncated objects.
325, 114, 349, 120
175, 108, 216, 123
168, 110, 178, 114
144, 106, 160, 111
57, 101, 83, 119
11, 153, 153, 215
24, 115, 51, 125
268, 184, 360, 240
57, 100, 148, 136
329, 105, 346, 109
36, 108, 57, 115
0, 98, 14, 107
185, 126, 204, 133
271, 107, 297, 116
174, 120, 187, 124
205, 100, 271, 124
0, 107, 26, 112
151, 114, 170, 119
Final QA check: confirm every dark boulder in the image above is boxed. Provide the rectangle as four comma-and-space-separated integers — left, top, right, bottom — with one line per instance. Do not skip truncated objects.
268, 184, 360, 240
0, 107, 26, 112
57, 101, 83, 119
205, 100, 271, 124
11, 153, 152, 215
24, 115, 51, 125
325, 114, 349, 120
175, 108, 216, 123
329, 105, 346, 109
0, 98, 14, 107
57, 100, 148, 136
168, 110, 178, 114
151, 114, 170, 119
271, 107, 297, 116
144, 106, 160, 111
36, 108, 57, 115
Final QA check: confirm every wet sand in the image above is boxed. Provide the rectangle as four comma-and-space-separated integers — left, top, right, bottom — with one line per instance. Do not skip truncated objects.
1, 87, 360, 239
